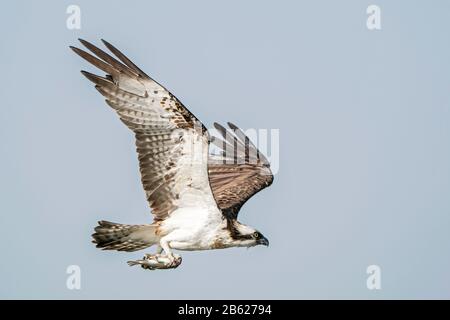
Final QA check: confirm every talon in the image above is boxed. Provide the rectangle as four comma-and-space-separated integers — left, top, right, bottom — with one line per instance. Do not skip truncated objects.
168, 255, 182, 268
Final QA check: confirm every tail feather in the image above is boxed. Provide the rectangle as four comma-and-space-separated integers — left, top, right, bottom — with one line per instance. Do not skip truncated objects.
92, 220, 158, 252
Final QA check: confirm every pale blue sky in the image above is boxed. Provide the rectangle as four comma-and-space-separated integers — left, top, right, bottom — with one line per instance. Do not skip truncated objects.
1, 0, 450, 299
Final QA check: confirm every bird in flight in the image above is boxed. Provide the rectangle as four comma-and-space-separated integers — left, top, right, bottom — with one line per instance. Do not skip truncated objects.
71, 39, 274, 270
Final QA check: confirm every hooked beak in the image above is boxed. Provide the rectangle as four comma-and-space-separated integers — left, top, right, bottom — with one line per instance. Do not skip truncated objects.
258, 237, 269, 247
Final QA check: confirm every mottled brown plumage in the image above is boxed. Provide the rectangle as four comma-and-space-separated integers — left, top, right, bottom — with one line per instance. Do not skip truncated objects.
71, 39, 208, 223
208, 122, 274, 219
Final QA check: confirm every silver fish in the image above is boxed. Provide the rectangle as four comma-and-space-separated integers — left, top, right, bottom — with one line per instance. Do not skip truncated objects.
127, 254, 182, 270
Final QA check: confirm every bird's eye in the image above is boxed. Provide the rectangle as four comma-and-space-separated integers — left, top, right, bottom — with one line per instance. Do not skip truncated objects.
253, 232, 260, 239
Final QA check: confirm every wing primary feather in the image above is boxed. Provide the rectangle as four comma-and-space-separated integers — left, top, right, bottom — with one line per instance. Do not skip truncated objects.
80, 70, 114, 86
70, 46, 119, 78
227, 122, 270, 164
101, 39, 150, 79
78, 38, 137, 77
213, 122, 238, 151
227, 122, 258, 153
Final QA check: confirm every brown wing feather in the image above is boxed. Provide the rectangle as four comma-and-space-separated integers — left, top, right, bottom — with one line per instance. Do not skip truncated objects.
72, 39, 215, 222
208, 123, 274, 219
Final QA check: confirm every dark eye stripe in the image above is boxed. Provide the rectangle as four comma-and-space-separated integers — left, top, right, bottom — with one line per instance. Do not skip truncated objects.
236, 234, 253, 240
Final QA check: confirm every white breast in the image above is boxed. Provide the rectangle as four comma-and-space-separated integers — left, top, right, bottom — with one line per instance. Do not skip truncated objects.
159, 206, 224, 250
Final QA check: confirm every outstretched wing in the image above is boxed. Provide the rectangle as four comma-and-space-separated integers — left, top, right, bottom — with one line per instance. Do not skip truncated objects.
72, 39, 218, 221
208, 122, 274, 219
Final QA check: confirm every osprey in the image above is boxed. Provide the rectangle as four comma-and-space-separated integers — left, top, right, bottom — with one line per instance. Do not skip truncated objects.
71, 39, 274, 269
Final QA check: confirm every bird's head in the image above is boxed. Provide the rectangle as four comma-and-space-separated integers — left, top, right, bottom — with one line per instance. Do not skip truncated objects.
226, 220, 269, 248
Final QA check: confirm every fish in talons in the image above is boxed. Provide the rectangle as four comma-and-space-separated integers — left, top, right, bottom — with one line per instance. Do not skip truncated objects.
127, 254, 182, 270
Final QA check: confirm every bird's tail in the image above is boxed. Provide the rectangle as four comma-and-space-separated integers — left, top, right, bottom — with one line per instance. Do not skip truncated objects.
92, 220, 159, 252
